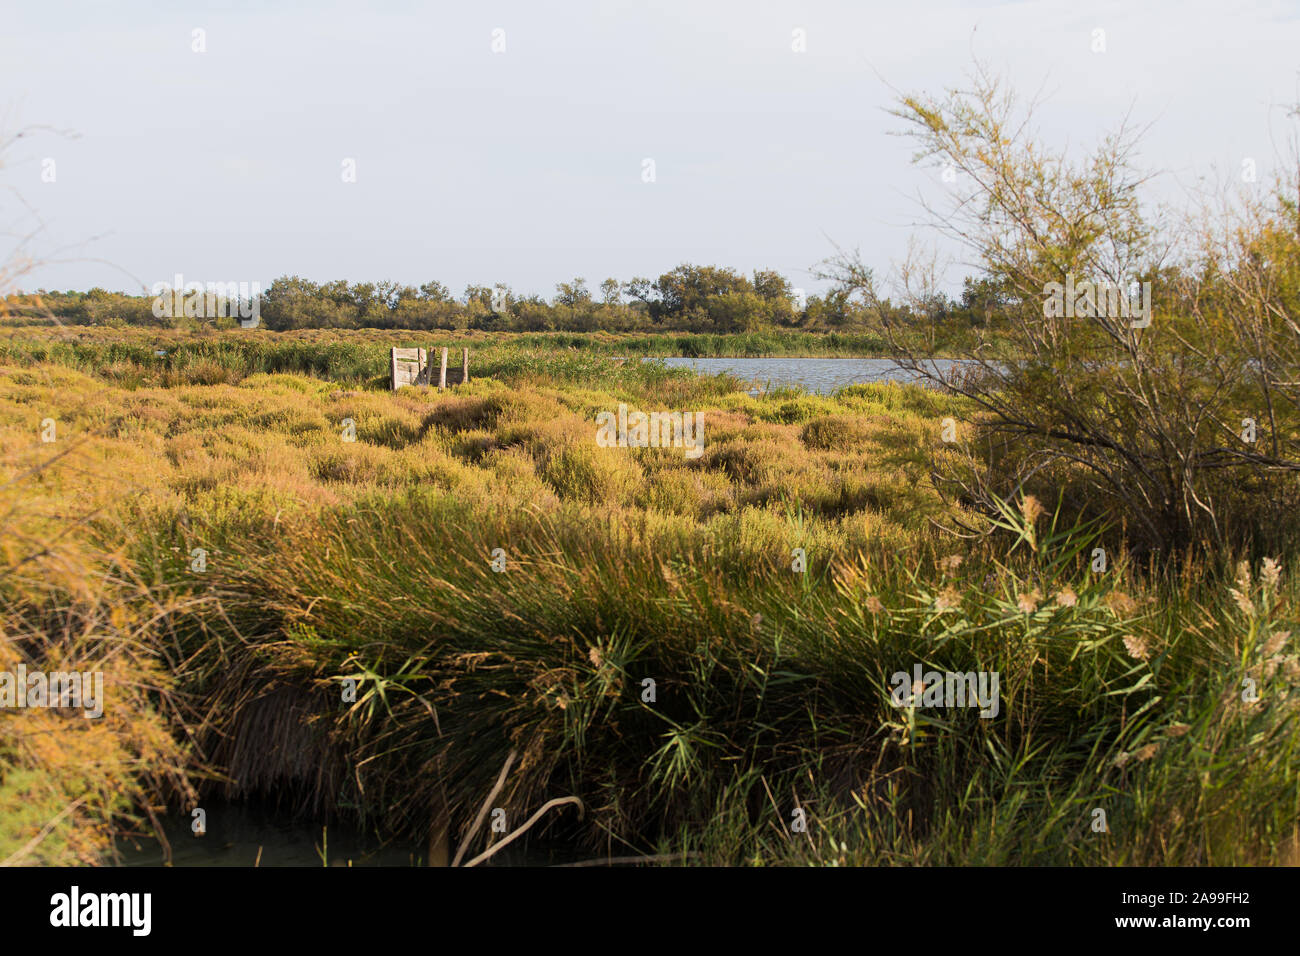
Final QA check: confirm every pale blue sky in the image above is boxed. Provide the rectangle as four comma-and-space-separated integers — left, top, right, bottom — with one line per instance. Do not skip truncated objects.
3, 0, 1298, 299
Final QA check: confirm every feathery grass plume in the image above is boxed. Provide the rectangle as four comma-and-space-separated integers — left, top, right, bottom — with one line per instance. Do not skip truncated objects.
1228, 559, 1256, 615
1122, 634, 1150, 660
933, 585, 962, 611
939, 554, 964, 573
1017, 588, 1043, 613
1229, 587, 1254, 616
1019, 495, 1045, 526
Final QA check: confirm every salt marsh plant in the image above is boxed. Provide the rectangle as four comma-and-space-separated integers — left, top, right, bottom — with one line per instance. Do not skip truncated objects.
3, 330, 1297, 865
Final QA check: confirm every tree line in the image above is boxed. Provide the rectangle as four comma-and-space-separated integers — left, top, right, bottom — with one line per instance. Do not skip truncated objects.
9, 263, 1007, 339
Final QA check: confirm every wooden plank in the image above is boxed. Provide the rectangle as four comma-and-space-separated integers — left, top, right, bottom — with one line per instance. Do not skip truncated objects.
391, 347, 427, 390
439, 347, 448, 391
462, 347, 469, 385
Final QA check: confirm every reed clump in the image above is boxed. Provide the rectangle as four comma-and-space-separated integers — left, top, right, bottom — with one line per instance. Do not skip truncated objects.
1, 328, 1297, 865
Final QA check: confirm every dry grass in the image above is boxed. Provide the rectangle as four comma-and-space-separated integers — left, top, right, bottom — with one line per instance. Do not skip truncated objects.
1, 328, 1297, 866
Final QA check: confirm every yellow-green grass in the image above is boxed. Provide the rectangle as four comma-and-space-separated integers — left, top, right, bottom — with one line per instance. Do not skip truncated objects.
1, 329, 1298, 866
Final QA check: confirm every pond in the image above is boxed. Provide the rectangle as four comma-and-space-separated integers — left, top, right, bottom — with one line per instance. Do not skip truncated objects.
652, 357, 968, 395
115, 801, 424, 867
113, 799, 582, 867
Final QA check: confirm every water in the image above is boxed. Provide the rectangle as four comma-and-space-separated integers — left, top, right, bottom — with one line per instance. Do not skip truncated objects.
652, 356, 967, 395
114, 799, 578, 867
115, 801, 424, 867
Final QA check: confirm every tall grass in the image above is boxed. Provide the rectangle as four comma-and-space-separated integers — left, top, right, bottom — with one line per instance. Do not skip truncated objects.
149, 493, 1298, 865
1, 329, 1297, 865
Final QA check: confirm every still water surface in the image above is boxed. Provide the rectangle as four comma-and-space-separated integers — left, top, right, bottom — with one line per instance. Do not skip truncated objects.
118, 802, 423, 867
653, 356, 967, 394
118, 800, 574, 867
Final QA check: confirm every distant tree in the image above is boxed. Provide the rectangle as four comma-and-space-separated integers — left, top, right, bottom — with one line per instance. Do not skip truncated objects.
623, 276, 656, 307
752, 269, 792, 302
952, 275, 1009, 328
599, 278, 621, 305
554, 277, 591, 308
652, 264, 752, 322
418, 280, 453, 302
514, 295, 555, 331
705, 290, 768, 332
349, 282, 377, 312
373, 280, 411, 310
261, 275, 325, 330
318, 279, 352, 307
463, 284, 493, 308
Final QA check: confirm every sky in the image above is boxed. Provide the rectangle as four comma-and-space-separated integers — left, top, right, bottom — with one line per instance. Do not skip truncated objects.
2, 0, 1298, 300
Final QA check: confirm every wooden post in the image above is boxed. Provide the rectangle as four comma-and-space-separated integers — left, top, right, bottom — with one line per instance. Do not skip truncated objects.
390, 349, 399, 392
462, 347, 469, 385
439, 347, 448, 391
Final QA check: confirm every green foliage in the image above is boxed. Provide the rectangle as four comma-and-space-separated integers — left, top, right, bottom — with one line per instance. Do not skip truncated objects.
6, 331, 1297, 865
8, 261, 1004, 344
874, 58, 1300, 556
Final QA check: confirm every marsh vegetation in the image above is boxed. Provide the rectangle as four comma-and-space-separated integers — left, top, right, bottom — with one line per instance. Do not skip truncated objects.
3, 62, 1299, 867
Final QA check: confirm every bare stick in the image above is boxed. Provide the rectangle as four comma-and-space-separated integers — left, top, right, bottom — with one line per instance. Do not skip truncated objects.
450, 748, 517, 867
463, 796, 584, 868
